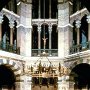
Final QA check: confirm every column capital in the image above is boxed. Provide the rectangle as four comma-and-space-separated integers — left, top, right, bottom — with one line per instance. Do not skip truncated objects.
9, 21, 14, 28
49, 24, 52, 32
38, 24, 41, 32
0, 16, 3, 24
87, 15, 90, 23
75, 20, 81, 28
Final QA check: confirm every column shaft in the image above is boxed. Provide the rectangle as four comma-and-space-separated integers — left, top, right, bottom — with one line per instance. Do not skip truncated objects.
75, 20, 81, 45
10, 28, 13, 45
38, 25, 41, 55
9, 21, 14, 45
49, 25, 52, 55
88, 23, 90, 41
77, 28, 80, 45
0, 24, 2, 42
0, 16, 3, 42
87, 15, 90, 41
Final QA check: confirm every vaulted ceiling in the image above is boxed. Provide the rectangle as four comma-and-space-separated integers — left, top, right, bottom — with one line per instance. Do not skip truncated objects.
0, 0, 90, 11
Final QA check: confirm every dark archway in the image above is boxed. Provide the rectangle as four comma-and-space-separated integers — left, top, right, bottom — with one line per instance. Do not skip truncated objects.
70, 63, 90, 89
2, 15, 10, 44
80, 15, 88, 48
0, 65, 16, 89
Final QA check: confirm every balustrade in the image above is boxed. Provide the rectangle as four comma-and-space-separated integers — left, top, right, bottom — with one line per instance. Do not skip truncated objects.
70, 41, 90, 54
32, 49, 58, 56
0, 8, 20, 54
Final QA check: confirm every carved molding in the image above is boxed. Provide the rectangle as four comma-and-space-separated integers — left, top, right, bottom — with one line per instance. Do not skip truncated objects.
1, 8, 20, 25
32, 19, 57, 26
70, 8, 89, 24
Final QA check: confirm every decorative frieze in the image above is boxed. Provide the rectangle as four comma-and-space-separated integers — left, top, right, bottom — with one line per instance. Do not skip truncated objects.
32, 19, 57, 26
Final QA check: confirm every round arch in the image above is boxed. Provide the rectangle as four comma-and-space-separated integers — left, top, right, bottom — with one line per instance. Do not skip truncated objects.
70, 63, 90, 89
0, 59, 21, 76
0, 65, 16, 89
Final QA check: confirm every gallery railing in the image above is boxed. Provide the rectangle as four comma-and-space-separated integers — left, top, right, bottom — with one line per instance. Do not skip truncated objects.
32, 49, 58, 56
69, 41, 90, 54
0, 41, 20, 54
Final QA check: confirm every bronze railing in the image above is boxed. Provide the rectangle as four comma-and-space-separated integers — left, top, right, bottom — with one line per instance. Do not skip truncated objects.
32, 49, 58, 56
0, 41, 20, 54
70, 41, 90, 54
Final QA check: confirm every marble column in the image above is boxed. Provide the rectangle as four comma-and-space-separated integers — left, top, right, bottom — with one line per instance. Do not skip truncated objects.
87, 15, 90, 42
58, 76, 69, 90
49, 24, 52, 56
9, 21, 14, 45
17, 2, 32, 56
57, 1, 70, 57
38, 24, 41, 55
0, 15, 3, 42
75, 20, 81, 45
24, 75, 32, 90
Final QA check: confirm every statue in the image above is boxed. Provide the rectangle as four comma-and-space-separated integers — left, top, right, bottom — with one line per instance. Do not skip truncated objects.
3, 32, 9, 49
3, 32, 7, 49
42, 36, 48, 50
14, 39, 16, 50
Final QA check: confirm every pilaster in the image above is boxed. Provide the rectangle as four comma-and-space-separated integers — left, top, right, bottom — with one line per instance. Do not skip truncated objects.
17, 1, 32, 56
24, 75, 32, 90
15, 75, 32, 90
58, 76, 69, 90
58, 1, 70, 57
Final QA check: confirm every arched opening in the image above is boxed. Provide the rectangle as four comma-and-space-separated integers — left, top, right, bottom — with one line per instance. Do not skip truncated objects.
0, 65, 16, 89
72, 21, 77, 45
32, 25, 38, 49
41, 24, 49, 49
52, 25, 58, 49
80, 15, 88, 48
13, 21, 17, 47
2, 15, 10, 45
70, 63, 90, 89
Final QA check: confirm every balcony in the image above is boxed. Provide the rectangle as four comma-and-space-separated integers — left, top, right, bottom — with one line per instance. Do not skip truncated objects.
69, 41, 90, 54
0, 41, 20, 54
32, 49, 58, 56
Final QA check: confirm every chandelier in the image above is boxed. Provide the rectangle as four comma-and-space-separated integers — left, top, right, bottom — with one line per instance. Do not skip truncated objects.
23, 51, 69, 78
